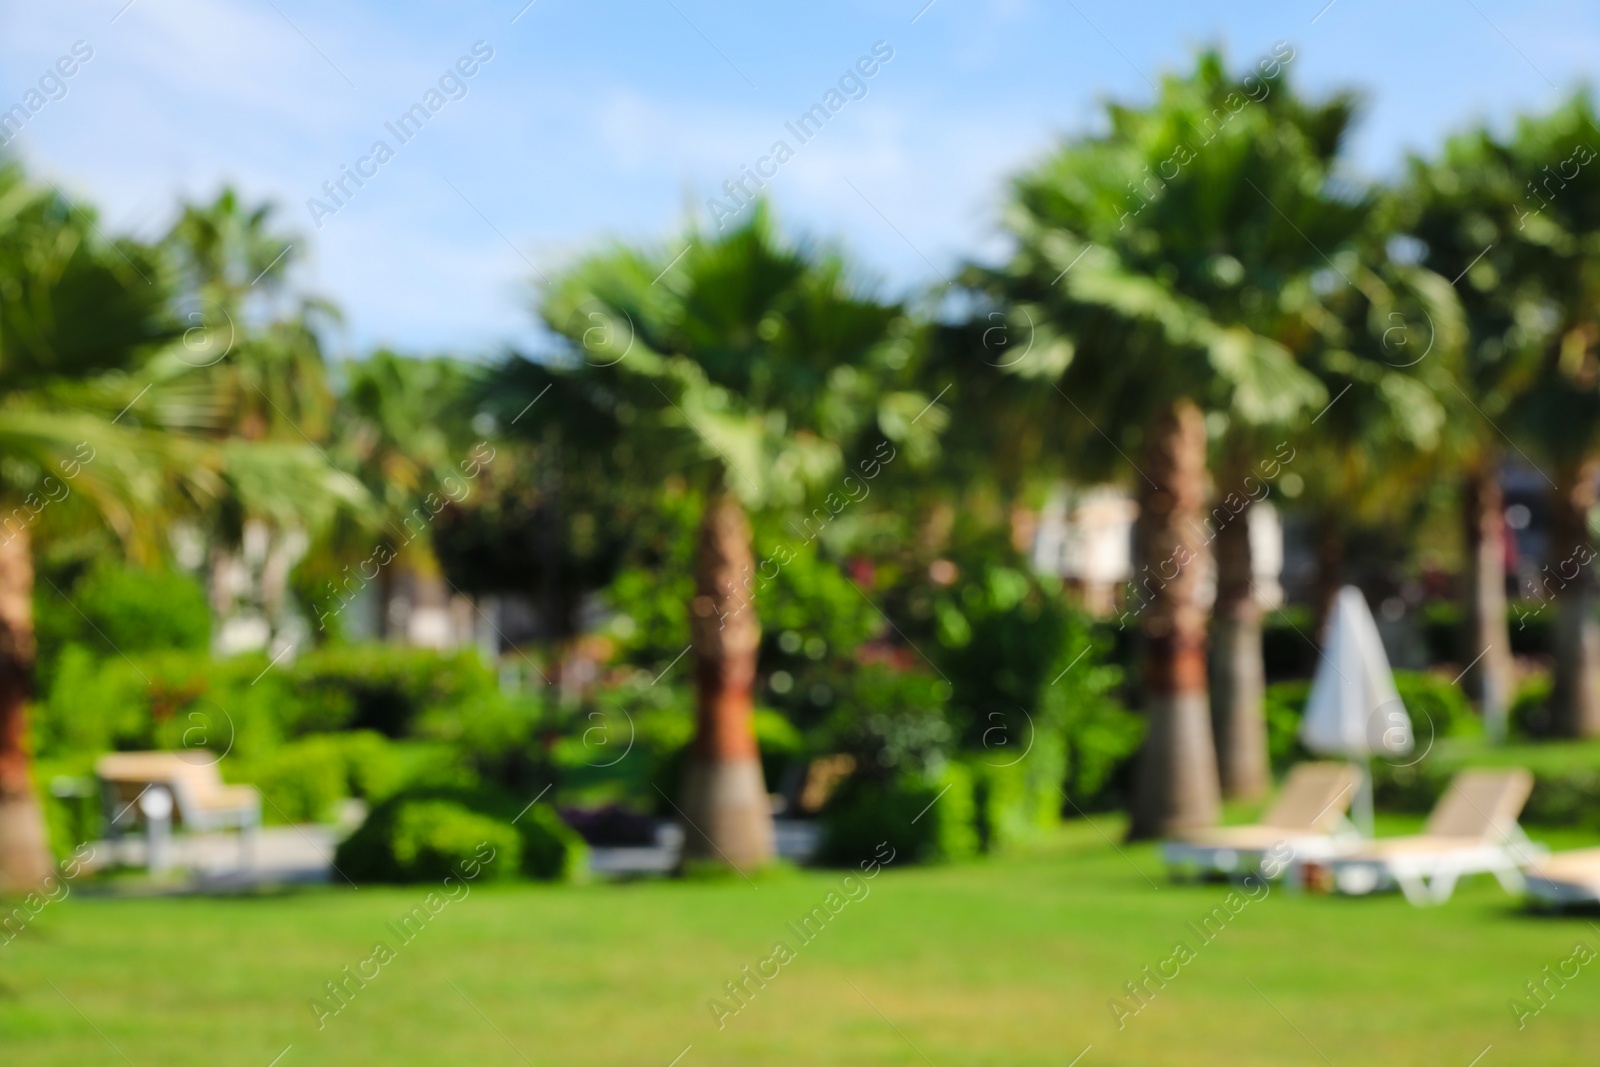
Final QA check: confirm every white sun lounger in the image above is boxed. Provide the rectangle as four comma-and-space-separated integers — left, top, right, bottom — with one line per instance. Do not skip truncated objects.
1328, 768, 1544, 906
1526, 847, 1600, 908
1162, 762, 1361, 879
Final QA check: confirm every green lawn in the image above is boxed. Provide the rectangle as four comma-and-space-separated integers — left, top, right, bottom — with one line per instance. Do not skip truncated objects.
3, 820, 1599, 1066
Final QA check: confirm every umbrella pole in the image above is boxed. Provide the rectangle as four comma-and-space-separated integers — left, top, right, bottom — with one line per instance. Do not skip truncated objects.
1352, 760, 1375, 837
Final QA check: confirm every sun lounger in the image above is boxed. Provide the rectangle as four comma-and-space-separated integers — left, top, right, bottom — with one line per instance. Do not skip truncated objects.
1328, 768, 1543, 906
1162, 761, 1360, 879
1526, 847, 1600, 907
97, 752, 261, 865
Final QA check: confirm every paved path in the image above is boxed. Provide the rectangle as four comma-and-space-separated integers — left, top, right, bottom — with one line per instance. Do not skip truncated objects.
87, 819, 821, 891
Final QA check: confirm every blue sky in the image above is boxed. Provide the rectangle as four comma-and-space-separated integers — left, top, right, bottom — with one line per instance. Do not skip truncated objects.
2, 0, 1596, 359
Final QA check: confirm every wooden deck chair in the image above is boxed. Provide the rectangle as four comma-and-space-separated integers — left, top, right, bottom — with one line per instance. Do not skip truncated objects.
1329, 768, 1543, 906
1162, 762, 1361, 879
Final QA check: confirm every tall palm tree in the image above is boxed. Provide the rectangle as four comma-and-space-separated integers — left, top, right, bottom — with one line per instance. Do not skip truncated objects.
487, 205, 933, 870
1397, 124, 1552, 739
1491, 96, 1600, 737
318, 350, 475, 638
0, 165, 176, 890
975, 51, 1452, 831
162, 191, 350, 644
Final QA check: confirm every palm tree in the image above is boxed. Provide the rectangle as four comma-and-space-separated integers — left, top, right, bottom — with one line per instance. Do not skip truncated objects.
975, 51, 1447, 832
1491, 96, 1600, 737
319, 350, 476, 638
162, 191, 351, 646
1397, 124, 1552, 739
0, 165, 176, 890
487, 205, 933, 870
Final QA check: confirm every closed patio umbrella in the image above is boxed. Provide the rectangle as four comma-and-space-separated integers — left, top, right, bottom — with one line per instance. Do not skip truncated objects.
1299, 586, 1413, 835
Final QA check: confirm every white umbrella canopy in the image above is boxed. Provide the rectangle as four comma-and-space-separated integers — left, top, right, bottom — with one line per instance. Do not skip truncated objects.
1299, 586, 1412, 834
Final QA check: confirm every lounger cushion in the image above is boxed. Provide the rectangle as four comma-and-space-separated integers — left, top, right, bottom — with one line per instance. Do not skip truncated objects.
1424, 768, 1533, 840
1174, 824, 1303, 850
1532, 847, 1600, 889
1262, 762, 1359, 833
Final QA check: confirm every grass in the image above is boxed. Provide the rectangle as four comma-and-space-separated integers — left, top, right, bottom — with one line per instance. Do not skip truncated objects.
3, 819, 1599, 1066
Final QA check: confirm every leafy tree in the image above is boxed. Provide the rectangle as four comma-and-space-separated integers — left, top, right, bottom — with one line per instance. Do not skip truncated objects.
1493, 96, 1600, 737
1396, 118, 1555, 738
485, 204, 937, 869
973, 50, 1445, 831
161, 190, 362, 645
0, 164, 175, 889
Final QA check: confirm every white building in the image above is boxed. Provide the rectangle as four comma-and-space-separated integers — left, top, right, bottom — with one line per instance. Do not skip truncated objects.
1030, 485, 1284, 615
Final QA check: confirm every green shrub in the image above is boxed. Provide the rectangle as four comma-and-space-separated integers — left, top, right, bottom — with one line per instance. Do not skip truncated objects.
966, 739, 1064, 852
1393, 671, 1480, 743
33, 757, 100, 861
821, 665, 954, 780
33, 646, 290, 763
336, 797, 520, 883
34, 644, 150, 757
1510, 673, 1554, 740
1523, 767, 1600, 830
336, 786, 585, 883
515, 803, 589, 881
1373, 739, 1600, 829
287, 644, 497, 737
1264, 670, 1477, 773
1264, 680, 1312, 770
34, 564, 209, 686
817, 763, 977, 866
230, 737, 348, 824
329, 730, 407, 802
1059, 695, 1143, 812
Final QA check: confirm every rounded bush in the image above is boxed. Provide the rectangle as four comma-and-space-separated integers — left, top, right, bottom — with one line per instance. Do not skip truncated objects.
516, 803, 589, 882
337, 797, 519, 884
817, 764, 976, 867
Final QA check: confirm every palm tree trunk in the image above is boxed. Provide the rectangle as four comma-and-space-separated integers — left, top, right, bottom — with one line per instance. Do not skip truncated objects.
679, 491, 774, 870
1461, 462, 1514, 741
1128, 400, 1221, 840
0, 528, 53, 892
1549, 460, 1600, 738
1210, 498, 1268, 800
1313, 518, 1344, 633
